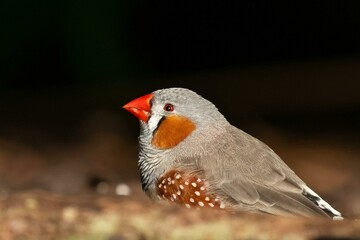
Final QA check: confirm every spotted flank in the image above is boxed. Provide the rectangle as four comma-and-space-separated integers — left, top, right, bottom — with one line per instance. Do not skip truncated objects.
156, 169, 225, 209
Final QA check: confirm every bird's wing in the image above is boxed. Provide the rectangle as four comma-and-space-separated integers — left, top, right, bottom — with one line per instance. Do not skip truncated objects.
201, 125, 328, 217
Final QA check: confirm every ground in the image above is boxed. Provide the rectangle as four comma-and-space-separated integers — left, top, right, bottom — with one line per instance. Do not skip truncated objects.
0, 189, 359, 240
0, 127, 359, 240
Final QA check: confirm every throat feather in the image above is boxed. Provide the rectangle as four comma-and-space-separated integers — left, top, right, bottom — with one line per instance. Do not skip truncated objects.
151, 115, 195, 149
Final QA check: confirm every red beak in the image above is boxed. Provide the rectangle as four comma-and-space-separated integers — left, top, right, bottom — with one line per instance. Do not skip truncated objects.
123, 93, 153, 122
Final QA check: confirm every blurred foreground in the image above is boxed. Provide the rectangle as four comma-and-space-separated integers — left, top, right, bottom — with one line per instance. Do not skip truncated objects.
0, 190, 359, 240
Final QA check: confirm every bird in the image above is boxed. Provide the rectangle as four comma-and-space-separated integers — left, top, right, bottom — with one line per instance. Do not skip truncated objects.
122, 87, 343, 220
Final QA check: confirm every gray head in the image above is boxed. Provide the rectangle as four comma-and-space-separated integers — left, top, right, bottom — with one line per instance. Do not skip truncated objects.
123, 87, 229, 192
146, 88, 227, 132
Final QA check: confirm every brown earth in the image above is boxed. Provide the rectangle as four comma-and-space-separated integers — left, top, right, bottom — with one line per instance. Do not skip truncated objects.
0, 128, 359, 240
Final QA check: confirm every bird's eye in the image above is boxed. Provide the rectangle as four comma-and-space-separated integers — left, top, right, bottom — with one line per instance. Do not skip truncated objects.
163, 103, 174, 112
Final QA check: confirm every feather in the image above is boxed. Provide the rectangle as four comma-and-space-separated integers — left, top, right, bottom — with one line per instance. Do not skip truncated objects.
199, 125, 335, 217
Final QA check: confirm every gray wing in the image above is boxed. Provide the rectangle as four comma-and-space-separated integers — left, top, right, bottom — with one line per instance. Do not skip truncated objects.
201, 125, 328, 217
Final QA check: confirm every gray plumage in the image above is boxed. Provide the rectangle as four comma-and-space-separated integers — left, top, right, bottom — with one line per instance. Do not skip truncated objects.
136, 87, 343, 219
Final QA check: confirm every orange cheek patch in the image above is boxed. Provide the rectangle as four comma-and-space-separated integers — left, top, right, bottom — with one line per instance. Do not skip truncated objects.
151, 115, 195, 149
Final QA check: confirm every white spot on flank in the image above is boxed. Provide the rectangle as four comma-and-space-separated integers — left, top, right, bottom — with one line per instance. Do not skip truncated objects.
177, 191, 181, 195
194, 191, 200, 196
220, 202, 225, 209
162, 179, 166, 184
189, 198, 195, 203
205, 197, 210, 201
167, 177, 171, 182
170, 197, 174, 201
175, 174, 181, 179
208, 203, 214, 208
197, 178, 202, 182
200, 187, 205, 191
214, 198, 219, 202
172, 194, 177, 199
191, 182, 197, 187
198, 201, 204, 207
185, 181, 189, 185
158, 184, 162, 188
171, 180, 175, 184
163, 185, 167, 189
179, 185, 184, 190
185, 204, 191, 208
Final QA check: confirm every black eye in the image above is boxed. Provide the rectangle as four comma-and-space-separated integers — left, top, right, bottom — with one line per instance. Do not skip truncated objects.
164, 103, 174, 112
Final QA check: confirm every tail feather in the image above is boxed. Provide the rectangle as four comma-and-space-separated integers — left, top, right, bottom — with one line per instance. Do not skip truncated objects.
302, 186, 343, 220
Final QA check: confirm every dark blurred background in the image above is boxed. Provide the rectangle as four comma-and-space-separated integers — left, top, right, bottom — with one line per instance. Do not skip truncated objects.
0, 1, 359, 216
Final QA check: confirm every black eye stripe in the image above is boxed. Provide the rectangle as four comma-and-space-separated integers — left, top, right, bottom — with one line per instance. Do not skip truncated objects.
152, 116, 165, 137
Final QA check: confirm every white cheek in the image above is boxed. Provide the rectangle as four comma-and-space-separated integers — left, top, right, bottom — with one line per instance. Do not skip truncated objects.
148, 114, 163, 132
